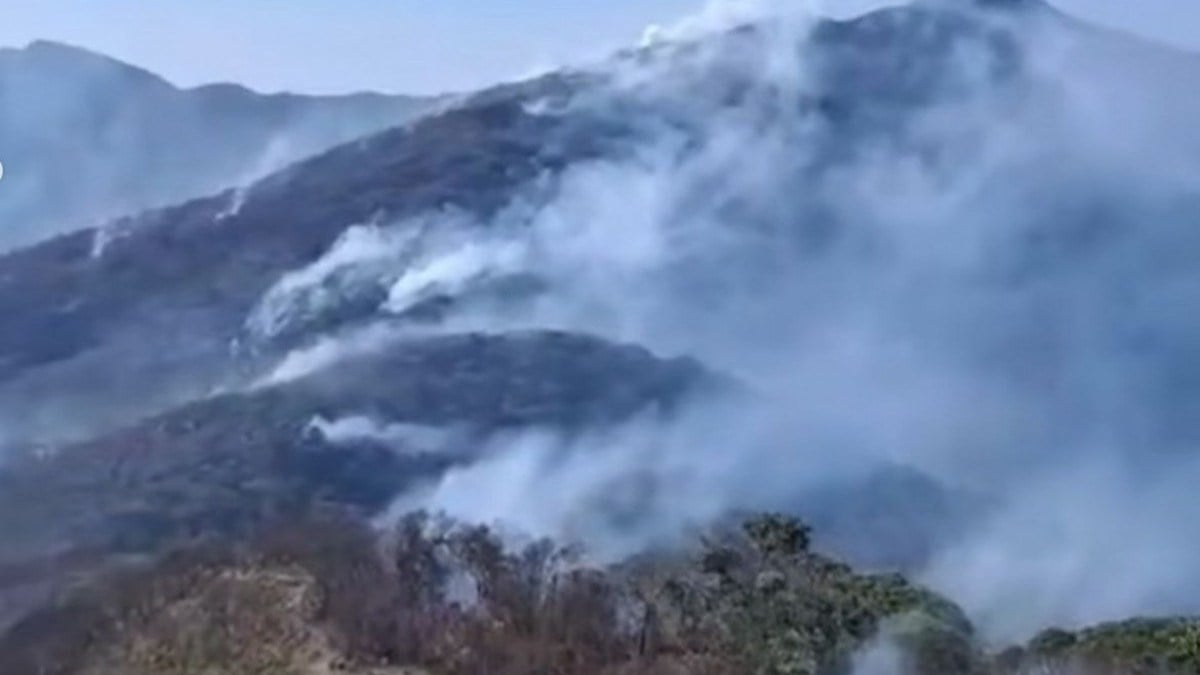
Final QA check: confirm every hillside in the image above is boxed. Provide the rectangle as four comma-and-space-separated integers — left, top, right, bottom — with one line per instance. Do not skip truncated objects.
5, 513, 1198, 674
1, 0, 1200, 671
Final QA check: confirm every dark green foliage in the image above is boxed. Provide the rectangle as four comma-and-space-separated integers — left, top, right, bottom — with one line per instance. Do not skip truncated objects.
1020, 618, 1200, 675
626, 514, 978, 675
1028, 627, 1079, 656
744, 514, 813, 557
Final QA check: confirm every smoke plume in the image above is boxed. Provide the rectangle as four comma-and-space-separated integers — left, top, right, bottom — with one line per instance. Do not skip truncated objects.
241, 0, 1200, 642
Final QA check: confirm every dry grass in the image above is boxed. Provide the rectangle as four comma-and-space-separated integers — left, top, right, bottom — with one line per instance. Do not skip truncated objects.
1, 512, 1195, 675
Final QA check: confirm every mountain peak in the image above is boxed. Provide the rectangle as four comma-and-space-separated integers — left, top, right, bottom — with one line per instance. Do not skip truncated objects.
3, 39, 174, 90
23, 38, 99, 55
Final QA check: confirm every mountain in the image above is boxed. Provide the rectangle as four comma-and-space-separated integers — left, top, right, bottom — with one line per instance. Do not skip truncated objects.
2, 0, 1200, 670
0, 40, 437, 248
0, 0, 1040, 447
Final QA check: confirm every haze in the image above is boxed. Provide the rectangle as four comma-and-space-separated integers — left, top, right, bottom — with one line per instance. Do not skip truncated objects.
0, 0, 1197, 95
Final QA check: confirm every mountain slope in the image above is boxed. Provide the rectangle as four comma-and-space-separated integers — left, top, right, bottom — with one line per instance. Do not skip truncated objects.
0, 40, 436, 248
0, 90, 603, 446
0, 1, 1041, 446
0, 330, 713, 632
1, 0, 1200, 659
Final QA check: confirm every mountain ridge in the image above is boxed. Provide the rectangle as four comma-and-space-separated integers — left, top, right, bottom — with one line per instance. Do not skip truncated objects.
3, 39, 422, 98
0, 39, 440, 249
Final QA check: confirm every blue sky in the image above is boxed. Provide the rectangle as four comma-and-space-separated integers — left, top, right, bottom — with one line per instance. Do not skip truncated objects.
1, 0, 1198, 95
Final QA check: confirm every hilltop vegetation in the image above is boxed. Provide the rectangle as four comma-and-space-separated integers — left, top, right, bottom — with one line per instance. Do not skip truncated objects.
2, 512, 1196, 675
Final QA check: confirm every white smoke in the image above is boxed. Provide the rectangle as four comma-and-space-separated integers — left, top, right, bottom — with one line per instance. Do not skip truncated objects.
851, 638, 907, 675
307, 414, 458, 456
249, 0, 1200, 642
246, 219, 420, 340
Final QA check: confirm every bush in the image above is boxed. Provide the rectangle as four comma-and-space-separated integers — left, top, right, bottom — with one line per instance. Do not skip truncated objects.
13, 510, 1199, 675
